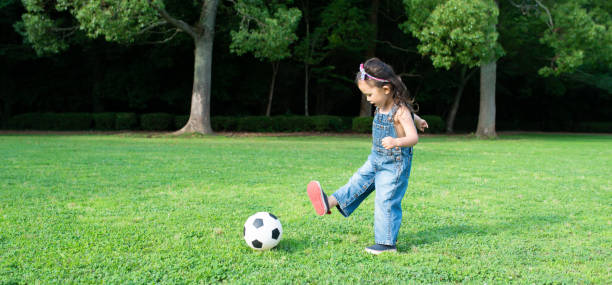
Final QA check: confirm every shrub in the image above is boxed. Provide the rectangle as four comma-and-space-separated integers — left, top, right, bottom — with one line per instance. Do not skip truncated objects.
573, 121, 612, 133
4, 113, 48, 130
352, 117, 373, 133
237, 116, 274, 132
212, 116, 238, 131
6, 113, 88, 130
311, 115, 344, 132
93, 113, 116, 130
175, 115, 242, 131
5, 112, 93, 130
272, 116, 292, 132
340, 116, 353, 132
116, 113, 138, 130
421, 115, 445, 134
175, 115, 189, 129
140, 113, 174, 131
54, 113, 92, 130
285, 116, 315, 132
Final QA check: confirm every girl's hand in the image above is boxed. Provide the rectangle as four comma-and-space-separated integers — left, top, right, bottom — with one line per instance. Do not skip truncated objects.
417, 119, 429, 132
381, 137, 397, 149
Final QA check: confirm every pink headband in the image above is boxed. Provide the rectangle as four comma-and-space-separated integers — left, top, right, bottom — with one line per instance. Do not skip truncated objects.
359, 63, 389, 82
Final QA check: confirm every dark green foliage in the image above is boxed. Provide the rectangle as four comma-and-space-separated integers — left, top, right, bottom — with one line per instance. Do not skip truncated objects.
271, 116, 292, 132
212, 116, 238, 132
212, 115, 345, 132
352, 117, 373, 133
1, 0, 611, 135
280, 116, 314, 132
3, 112, 610, 134
237, 116, 275, 132
339, 116, 354, 131
175, 115, 189, 129
243, 116, 307, 132
4, 113, 92, 130
140, 113, 174, 131
311, 115, 344, 132
421, 115, 445, 134
4, 113, 50, 130
573, 122, 612, 133
92, 113, 116, 130
116, 113, 138, 130
55, 113, 92, 130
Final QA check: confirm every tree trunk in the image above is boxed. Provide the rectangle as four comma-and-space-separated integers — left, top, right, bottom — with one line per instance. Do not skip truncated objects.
359, 0, 380, 117
476, 60, 497, 138
446, 66, 476, 133
266, 61, 280, 117
175, 0, 218, 134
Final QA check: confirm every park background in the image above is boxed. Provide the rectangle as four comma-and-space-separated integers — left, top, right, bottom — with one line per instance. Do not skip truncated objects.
0, 0, 610, 134
1, 1, 611, 283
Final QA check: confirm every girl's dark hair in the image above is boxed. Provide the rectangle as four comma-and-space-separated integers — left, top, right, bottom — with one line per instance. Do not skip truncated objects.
355, 57, 417, 113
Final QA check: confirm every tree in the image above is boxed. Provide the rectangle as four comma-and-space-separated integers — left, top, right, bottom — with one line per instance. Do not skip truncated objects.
359, 0, 380, 117
17, 0, 219, 134
446, 66, 477, 133
294, 0, 324, 116
520, 1, 612, 77
294, 0, 371, 116
1, 0, 28, 123
228, 0, 301, 117
402, 0, 502, 137
402, 0, 612, 137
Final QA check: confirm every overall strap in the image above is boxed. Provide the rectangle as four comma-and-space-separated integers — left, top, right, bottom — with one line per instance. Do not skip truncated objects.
386, 104, 399, 122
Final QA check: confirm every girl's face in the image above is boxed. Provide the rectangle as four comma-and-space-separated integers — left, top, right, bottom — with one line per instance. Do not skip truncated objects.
357, 80, 392, 108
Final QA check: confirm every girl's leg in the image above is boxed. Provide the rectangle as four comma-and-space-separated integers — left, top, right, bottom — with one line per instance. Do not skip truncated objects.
327, 195, 338, 208
373, 155, 412, 246
331, 156, 377, 217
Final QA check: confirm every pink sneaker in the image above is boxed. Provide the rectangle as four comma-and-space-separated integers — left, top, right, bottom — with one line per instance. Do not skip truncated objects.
307, 180, 331, 216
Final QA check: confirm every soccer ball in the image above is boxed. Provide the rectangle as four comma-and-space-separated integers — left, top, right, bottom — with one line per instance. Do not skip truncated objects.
243, 212, 283, 250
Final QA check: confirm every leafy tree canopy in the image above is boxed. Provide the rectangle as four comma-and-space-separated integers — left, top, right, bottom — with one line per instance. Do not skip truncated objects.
401, 0, 502, 69
15, 0, 167, 55
538, 0, 612, 76
229, 0, 301, 61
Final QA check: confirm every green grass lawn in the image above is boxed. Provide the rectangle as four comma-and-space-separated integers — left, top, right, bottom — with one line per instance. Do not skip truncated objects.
1, 133, 610, 283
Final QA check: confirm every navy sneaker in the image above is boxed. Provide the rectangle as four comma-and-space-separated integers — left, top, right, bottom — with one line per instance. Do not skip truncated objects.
365, 244, 397, 255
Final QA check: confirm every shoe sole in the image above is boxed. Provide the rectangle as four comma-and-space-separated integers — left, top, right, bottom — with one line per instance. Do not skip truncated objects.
307, 181, 327, 216
365, 248, 397, 255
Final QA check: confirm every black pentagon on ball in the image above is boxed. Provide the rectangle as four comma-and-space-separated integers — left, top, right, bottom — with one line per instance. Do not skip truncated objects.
251, 239, 263, 248
271, 228, 280, 239
243, 226, 245, 237
252, 218, 264, 228
268, 213, 278, 220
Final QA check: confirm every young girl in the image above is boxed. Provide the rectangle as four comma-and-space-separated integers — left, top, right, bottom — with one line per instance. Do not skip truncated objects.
307, 57, 427, 255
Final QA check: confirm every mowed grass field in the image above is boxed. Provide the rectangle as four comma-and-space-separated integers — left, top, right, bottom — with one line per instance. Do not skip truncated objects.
0, 133, 610, 284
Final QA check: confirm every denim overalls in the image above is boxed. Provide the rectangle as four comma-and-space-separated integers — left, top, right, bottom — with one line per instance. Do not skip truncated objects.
331, 105, 413, 246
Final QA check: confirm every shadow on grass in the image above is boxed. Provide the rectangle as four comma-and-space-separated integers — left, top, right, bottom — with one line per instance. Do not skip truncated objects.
274, 236, 313, 253
397, 214, 567, 253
